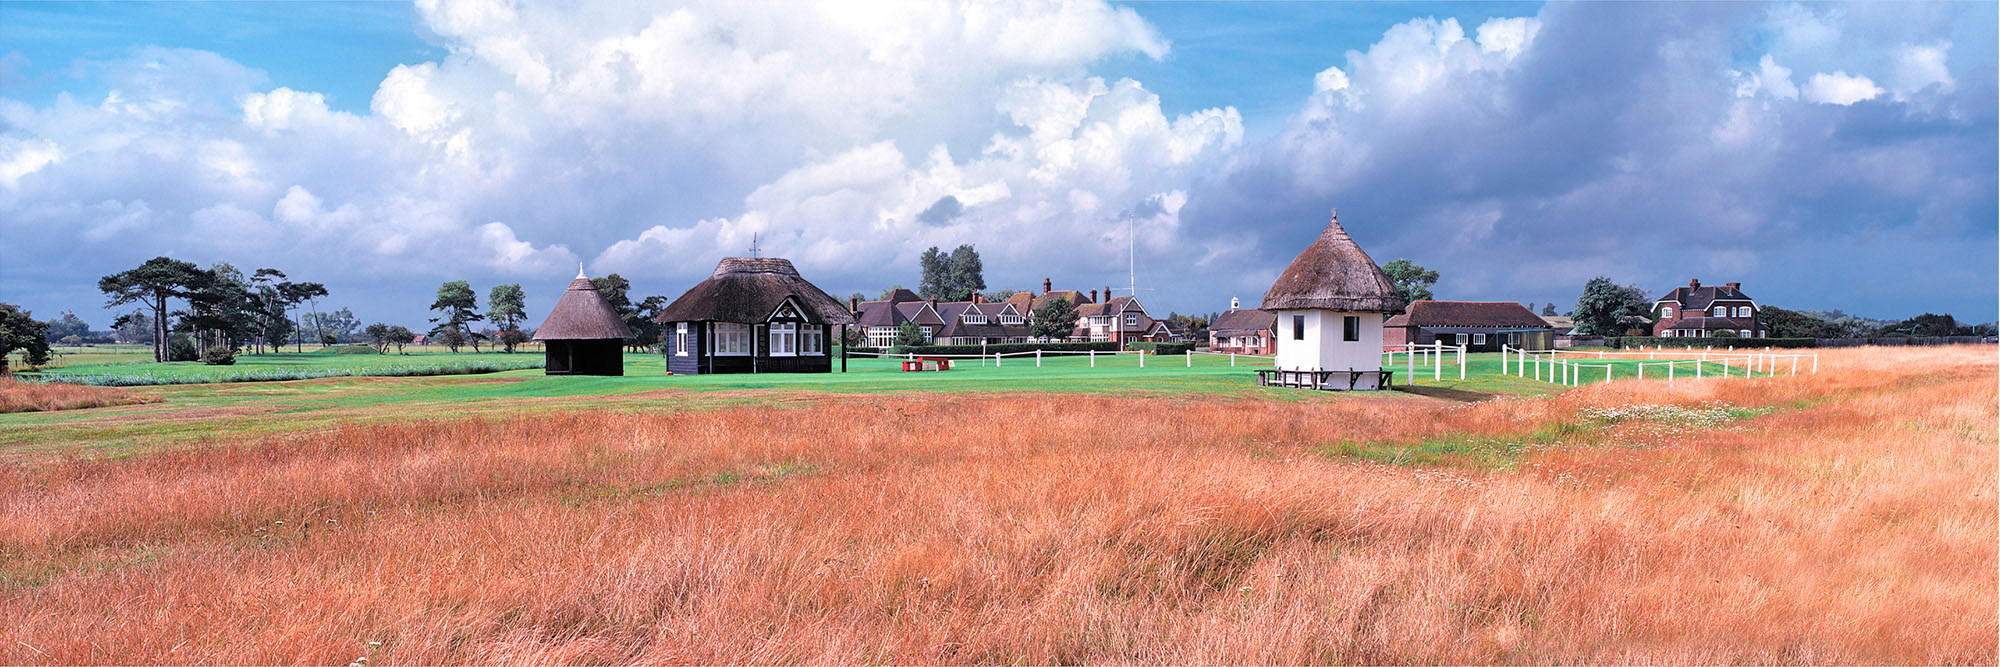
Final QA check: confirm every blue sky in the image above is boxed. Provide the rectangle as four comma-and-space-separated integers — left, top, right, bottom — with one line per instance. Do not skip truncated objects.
1, 1, 1993, 331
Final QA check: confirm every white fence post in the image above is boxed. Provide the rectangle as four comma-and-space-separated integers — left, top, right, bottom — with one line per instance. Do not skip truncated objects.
1186, 350, 1192, 368
1812, 354, 1818, 374
1229, 353, 1235, 367
1434, 352, 1442, 381
1089, 350, 1095, 367
1790, 355, 1798, 376
1459, 345, 1466, 380
982, 341, 988, 367
1139, 350, 1145, 368
1036, 349, 1042, 368
1518, 347, 1526, 376
1668, 360, 1675, 382
1408, 343, 1415, 380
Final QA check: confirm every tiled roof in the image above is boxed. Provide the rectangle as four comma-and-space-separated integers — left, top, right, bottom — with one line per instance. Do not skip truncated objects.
1211, 308, 1275, 334
1394, 301, 1551, 329
1666, 316, 1747, 330
1656, 284, 1754, 310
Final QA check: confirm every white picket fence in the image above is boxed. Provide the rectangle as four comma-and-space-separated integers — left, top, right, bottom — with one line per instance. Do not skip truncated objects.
1500, 345, 1819, 386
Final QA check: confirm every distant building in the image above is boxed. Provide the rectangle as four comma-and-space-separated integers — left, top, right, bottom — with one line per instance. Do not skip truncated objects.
933, 297, 1031, 345
853, 289, 945, 347
1209, 297, 1276, 355
1072, 289, 1155, 344
1541, 315, 1575, 335
1653, 279, 1763, 338
1002, 278, 1096, 339
1260, 211, 1404, 390
655, 257, 856, 374
1384, 300, 1555, 352
1140, 318, 1187, 342
533, 268, 634, 376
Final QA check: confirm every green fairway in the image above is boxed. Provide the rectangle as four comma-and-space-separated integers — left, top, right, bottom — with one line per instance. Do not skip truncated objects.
24, 348, 545, 385
1, 349, 1779, 459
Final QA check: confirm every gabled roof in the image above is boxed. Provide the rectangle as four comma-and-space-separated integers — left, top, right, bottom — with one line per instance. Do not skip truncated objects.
533, 274, 634, 340
1655, 283, 1755, 310
1392, 301, 1552, 329
882, 288, 922, 303
1260, 213, 1403, 313
853, 300, 900, 327
895, 301, 944, 325
1210, 308, 1275, 334
655, 257, 856, 325
934, 300, 1031, 338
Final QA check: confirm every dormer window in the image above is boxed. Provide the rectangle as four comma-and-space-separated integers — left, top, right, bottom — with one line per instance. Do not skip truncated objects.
963, 313, 987, 324
997, 314, 1023, 325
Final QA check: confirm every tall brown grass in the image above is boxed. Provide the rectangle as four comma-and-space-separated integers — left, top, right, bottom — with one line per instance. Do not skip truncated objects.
0, 379, 156, 414
1, 346, 1992, 664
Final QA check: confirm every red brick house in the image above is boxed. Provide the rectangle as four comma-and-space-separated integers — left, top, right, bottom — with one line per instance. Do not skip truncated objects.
1652, 279, 1762, 338
852, 288, 945, 346
1209, 299, 1276, 355
1072, 289, 1154, 343
1383, 300, 1555, 351
1003, 278, 1096, 339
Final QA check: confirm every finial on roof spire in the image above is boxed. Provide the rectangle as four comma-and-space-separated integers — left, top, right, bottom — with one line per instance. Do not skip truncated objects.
576, 262, 586, 280
1331, 207, 1338, 221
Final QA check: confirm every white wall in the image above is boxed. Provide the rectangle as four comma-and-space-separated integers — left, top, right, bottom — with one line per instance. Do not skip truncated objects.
1273, 310, 1384, 372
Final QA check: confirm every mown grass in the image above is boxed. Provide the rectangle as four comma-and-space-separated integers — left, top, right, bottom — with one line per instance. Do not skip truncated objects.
24, 351, 545, 386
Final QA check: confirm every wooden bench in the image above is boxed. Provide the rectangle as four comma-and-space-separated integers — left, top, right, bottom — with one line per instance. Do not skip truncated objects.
900, 357, 953, 372
1255, 368, 1393, 390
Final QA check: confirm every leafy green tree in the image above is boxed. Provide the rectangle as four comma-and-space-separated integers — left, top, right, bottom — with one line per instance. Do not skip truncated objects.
98, 256, 204, 362
1571, 277, 1652, 336
365, 322, 394, 353
45, 310, 89, 343
179, 262, 260, 352
946, 244, 985, 301
1541, 303, 1559, 317
1378, 259, 1438, 313
428, 280, 484, 352
1031, 297, 1079, 341
0, 303, 52, 373
590, 273, 649, 348
1877, 313, 1959, 337
981, 288, 1017, 302
630, 294, 669, 352
387, 325, 417, 353
278, 281, 329, 351
894, 320, 928, 346
918, 247, 950, 300
488, 283, 527, 330
1757, 306, 1841, 339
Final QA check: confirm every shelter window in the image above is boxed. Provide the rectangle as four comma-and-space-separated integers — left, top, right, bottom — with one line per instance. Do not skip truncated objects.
674, 323, 689, 356
800, 326, 825, 356
1292, 315, 1305, 340
769, 322, 797, 356
1474, 333, 1487, 345
1342, 316, 1359, 342
714, 323, 751, 356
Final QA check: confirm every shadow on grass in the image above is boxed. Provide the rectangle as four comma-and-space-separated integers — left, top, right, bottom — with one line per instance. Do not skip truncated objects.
1391, 385, 1497, 403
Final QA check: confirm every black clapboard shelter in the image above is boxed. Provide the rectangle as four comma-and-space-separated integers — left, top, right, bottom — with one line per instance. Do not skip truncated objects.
532, 269, 634, 376
655, 257, 857, 374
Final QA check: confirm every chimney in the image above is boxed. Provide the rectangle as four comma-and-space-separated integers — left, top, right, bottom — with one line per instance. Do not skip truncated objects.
849, 295, 858, 312
1689, 278, 1700, 288
1104, 286, 1112, 301
1090, 289, 1098, 302
1043, 277, 1052, 294
972, 293, 982, 304
1725, 282, 1741, 291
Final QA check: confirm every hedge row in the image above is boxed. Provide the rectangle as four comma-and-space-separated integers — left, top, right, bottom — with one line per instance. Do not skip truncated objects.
883, 341, 1120, 356
1609, 336, 1819, 349
1126, 341, 1196, 355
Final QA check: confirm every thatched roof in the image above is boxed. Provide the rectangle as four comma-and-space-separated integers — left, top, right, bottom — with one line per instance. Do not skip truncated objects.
1260, 213, 1404, 313
533, 272, 634, 341
655, 257, 857, 325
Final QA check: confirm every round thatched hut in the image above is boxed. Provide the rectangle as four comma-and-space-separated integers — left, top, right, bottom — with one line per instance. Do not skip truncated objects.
1259, 211, 1404, 389
655, 257, 857, 374
532, 269, 634, 376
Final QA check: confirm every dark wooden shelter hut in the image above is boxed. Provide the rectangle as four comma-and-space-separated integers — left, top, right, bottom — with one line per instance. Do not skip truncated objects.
532, 269, 634, 376
655, 257, 857, 374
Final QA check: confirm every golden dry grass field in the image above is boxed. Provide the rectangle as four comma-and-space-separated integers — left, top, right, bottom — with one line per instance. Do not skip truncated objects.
0, 346, 1993, 664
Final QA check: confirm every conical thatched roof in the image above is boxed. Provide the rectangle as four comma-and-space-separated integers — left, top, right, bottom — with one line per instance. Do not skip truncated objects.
1260, 212, 1405, 313
655, 257, 857, 325
532, 271, 634, 340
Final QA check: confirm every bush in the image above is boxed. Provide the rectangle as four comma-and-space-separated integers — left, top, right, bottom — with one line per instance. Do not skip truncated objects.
199, 346, 237, 365
1127, 341, 1196, 355
1610, 336, 1817, 349
889, 341, 1118, 356
167, 336, 199, 362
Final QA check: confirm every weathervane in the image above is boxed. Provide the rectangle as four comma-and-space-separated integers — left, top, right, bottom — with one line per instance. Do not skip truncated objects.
746, 233, 763, 258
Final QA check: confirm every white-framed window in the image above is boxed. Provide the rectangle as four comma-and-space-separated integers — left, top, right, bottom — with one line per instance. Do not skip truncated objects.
674, 323, 689, 356
1474, 333, 1487, 345
965, 313, 987, 324
920, 326, 935, 343
1736, 306, 1751, 317
1712, 306, 1725, 317
769, 322, 797, 356
1662, 306, 1673, 319
997, 314, 1023, 324
867, 326, 896, 347
1739, 329, 1751, 337
1124, 314, 1138, 327
800, 326, 824, 355
713, 322, 751, 356
1662, 330, 1675, 338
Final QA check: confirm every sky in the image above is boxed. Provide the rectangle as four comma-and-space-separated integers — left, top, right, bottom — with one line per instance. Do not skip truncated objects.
1, 0, 1994, 331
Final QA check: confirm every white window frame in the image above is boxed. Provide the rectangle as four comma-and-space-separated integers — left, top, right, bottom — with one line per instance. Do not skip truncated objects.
674, 323, 689, 356
1662, 306, 1674, 319
1737, 306, 1751, 317
713, 322, 751, 356
963, 313, 987, 324
1474, 333, 1487, 345
769, 322, 797, 356
800, 326, 824, 356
